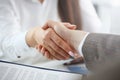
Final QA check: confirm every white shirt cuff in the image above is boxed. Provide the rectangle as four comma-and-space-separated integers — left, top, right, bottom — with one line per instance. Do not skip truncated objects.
78, 33, 90, 57
14, 32, 30, 50
13, 32, 33, 58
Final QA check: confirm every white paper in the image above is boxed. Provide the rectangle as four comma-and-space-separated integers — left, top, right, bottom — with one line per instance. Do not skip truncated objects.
0, 61, 82, 80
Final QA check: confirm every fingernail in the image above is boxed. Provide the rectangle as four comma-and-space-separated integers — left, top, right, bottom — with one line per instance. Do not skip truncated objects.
74, 53, 81, 58
68, 51, 74, 57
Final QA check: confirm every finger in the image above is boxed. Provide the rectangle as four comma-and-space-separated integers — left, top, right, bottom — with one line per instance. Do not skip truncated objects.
40, 47, 53, 60
42, 20, 66, 30
45, 50, 59, 60
42, 50, 54, 60
38, 46, 46, 56
42, 23, 49, 30
43, 43, 66, 60
43, 21, 77, 30
71, 25, 77, 30
36, 45, 42, 51
42, 48, 47, 56
41, 47, 46, 54
42, 20, 54, 30
63, 23, 77, 30
37, 45, 42, 52
44, 51, 50, 59
46, 39, 70, 60
36, 45, 39, 49
39, 45, 42, 49
51, 31, 76, 57
37, 46, 44, 55
42, 47, 55, 59
36, 45, 42, 54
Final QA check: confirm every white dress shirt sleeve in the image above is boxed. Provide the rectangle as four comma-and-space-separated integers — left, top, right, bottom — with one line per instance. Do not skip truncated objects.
78, 0, 102, 57
78, 33, 89, 57
79, 0, 102, 32
0, 1, 35, 61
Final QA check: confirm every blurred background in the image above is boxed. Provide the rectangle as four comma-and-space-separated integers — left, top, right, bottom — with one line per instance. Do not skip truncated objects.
91, 0, 120, 34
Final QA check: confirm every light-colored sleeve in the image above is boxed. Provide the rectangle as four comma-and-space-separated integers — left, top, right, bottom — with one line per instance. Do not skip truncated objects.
78, 33, 89, 57
79, 0, 102, 32
0, 1, 36, 61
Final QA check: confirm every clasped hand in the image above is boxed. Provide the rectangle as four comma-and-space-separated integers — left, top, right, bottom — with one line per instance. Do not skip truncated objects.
26, 20, 81, 60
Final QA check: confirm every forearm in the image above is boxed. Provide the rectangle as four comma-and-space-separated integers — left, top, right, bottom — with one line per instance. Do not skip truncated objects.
82, 33, 120, 70
0, 32, 35, 61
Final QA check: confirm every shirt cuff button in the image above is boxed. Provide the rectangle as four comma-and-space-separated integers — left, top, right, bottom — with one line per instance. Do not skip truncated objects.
17, 56, 21, 58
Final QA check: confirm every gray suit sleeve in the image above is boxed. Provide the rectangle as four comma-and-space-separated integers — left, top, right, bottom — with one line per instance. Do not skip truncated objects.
82, 33, 120, 71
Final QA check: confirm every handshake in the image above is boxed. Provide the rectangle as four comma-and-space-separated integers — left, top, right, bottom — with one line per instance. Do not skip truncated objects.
26, 20, 88, 61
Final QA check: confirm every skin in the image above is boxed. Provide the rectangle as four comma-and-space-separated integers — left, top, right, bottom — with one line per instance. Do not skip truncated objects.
36, 22, 78, 60
36, 20, 87, 60
39, 0, 44, 3
37, 0, 83, 61
25, 20, 78, 60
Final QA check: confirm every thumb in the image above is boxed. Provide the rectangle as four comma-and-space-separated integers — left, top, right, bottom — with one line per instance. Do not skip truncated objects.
42, 21, 77, 30
63, 23, 77, 30
42, 24, 49, 30
42, 20, 57, 30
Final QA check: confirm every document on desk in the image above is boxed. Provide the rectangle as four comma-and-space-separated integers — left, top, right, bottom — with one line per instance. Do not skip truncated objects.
0, 60, 82, 80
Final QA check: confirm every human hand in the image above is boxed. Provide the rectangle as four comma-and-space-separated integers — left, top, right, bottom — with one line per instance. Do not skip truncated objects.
36, 21, 83, 60
40, 20, 88, 60
26, 22, 77, 60
36, 22, 78, 60
42, 20, 88, 49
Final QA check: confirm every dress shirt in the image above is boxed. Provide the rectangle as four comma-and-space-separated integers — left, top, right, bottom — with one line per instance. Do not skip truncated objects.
0, 0, 101, 67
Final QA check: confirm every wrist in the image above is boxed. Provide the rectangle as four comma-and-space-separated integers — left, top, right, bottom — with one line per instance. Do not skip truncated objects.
68, 30, 88, 50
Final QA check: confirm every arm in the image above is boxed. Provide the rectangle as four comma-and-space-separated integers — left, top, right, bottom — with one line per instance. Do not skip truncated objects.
42, 20, 120, 70
54, 24, 120, 70
82, 33, 120, 70
0, 1, 75, 61
79, 0, 102, 32
0, 1, 32, 61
